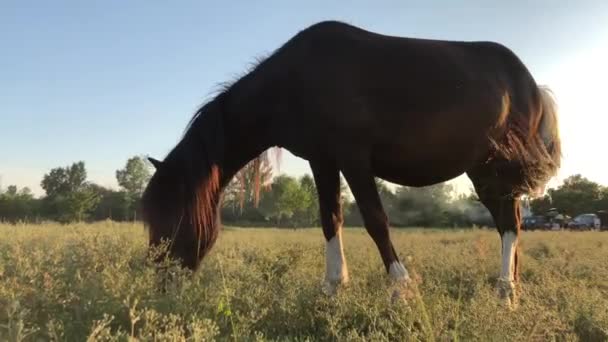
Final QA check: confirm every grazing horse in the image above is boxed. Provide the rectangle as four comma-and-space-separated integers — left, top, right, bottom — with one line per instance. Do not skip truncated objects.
142, 21, 561, 307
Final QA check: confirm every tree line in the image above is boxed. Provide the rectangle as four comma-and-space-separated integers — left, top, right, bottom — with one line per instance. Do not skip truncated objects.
0, 157, 151, 223
1, 155, 607, 226
528, 174, 608, 218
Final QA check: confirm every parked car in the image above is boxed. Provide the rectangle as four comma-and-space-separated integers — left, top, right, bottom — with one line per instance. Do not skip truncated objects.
567, 213, 601, 230
522, 215, 549, 230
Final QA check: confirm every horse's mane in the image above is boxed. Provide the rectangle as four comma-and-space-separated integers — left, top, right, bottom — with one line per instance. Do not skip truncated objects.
183, 52, 282, 198
184, 54, 270, 135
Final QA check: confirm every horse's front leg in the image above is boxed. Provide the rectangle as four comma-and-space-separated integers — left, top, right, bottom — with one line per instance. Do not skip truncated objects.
310, 160, 349, 295
340, 159, 411, 300
498, 227, 520, 307
477, 195, 522, 308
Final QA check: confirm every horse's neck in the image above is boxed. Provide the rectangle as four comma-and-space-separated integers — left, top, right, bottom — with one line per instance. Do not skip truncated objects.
219, 93, 275, 186
220, 134, 271, 189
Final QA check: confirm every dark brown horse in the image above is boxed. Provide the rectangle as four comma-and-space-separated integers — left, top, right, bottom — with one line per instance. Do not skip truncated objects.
142, 21, 561, 307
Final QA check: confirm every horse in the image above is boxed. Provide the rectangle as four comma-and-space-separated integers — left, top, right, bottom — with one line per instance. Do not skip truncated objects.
142, 20, 561, 307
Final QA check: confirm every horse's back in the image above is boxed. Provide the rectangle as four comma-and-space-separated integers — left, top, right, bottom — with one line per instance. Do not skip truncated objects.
295, 20, 515, 66
285, 22, 515, 133
289, 21, 524, 112
272, 21, 539, 184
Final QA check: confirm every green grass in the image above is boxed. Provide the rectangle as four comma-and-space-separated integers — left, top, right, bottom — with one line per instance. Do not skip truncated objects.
1, 222, 607, 341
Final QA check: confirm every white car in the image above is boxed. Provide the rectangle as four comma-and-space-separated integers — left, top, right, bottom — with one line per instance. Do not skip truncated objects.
568, 214, 601, 230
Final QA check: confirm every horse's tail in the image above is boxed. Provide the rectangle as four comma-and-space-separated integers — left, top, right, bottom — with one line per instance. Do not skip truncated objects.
530, 85, 562, 194
491, 84, 562, 196
501, 85, 562, 196
537, 86, 561, 163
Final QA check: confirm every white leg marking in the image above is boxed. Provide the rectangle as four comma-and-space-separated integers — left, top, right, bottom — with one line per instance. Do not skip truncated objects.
500, 231, 517, 281
388, 261, 412, 304
323, 232, 348, 294
389, 261, 410, 283
498, 231, 518, 308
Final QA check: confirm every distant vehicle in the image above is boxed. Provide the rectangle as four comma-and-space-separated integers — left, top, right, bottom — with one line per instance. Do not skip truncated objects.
567, 213, 601, 230
522, 215, 549, 230
545, 208, 567, 230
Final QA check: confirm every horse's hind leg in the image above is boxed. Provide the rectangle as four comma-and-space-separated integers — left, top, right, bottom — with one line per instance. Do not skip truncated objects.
468, 164, 523, 308
310, 160, 349, 295
340, 161, 411, 299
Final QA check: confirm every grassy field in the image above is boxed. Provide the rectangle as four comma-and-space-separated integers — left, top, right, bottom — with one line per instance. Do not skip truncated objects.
0, 222, 607, 341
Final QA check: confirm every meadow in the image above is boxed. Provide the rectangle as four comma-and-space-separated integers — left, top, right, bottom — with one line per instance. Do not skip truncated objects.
0, 222, 607, 341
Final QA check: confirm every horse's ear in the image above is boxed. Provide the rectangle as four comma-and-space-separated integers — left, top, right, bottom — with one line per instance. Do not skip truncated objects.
148, 157, 163, 170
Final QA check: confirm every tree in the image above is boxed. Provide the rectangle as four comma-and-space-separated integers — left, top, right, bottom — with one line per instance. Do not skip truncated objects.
116, 156, 152, 197
548, 174, 602, 216
294, 174, 319, 226
598, 187, 608, 211
259, 175, 309, 225
225, 156, 273, 213
392, 183, 454, 226
6, 185, 17, 196
220, 150, 276, 224
41, 161, 87, 197
40, 161, 99, 223
88, 184, 131, 221
530, 195, 552, 215
0, 185, 40, 223
63, 185, 101, 222
115, 156, 153, 221
375, 178, 398, 219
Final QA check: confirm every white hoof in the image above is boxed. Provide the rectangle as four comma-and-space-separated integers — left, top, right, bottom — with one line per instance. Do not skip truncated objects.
321, 276, 348, 296
388, 262, 413, 305
390, 287, 410, 305
496, 278, 518, 309
389, 261, 411, 283
323, 235, 349, 296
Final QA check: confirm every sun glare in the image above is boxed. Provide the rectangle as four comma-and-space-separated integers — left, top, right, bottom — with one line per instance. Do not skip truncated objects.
544, 43, 608, 188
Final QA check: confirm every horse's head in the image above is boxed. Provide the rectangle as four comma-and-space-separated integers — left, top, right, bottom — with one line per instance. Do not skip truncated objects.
142, 154, 221, 270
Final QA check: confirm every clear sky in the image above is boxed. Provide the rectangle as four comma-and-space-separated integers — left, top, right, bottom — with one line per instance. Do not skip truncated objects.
1, 1, 607, 196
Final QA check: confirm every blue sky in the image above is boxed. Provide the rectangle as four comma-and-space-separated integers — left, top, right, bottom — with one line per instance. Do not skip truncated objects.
1, 1, 607, 196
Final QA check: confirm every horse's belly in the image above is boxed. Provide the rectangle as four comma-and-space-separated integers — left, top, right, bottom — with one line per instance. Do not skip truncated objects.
370, 141, 486, 187
373, 162, 467, 187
